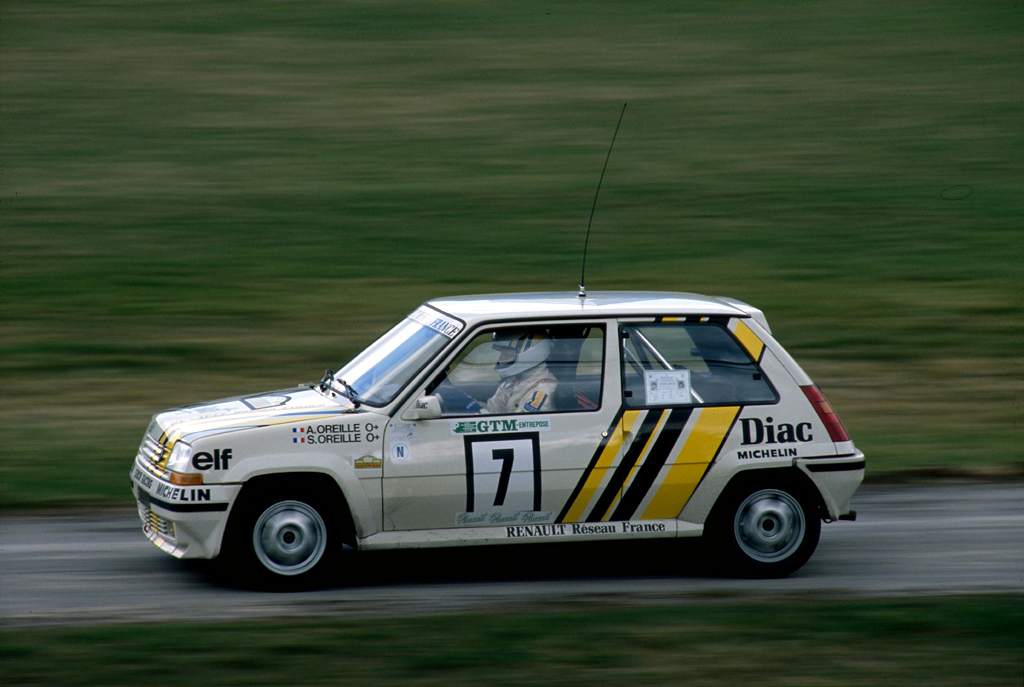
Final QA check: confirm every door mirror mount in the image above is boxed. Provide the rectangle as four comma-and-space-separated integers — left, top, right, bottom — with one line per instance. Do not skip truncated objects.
402, 395, 443, 421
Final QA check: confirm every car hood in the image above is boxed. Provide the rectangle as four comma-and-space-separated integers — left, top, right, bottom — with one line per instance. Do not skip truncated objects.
150, 387, 359, 448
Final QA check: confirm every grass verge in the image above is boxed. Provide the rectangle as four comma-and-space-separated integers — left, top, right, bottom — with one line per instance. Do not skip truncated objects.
2, 597, 1022, 686
2, 1, 1021, 509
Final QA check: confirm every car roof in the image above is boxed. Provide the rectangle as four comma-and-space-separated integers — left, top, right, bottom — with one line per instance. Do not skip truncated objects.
426, 291, 755, 325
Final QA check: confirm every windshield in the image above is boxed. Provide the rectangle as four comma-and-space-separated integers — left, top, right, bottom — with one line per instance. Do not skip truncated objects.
331, 306, 463, 406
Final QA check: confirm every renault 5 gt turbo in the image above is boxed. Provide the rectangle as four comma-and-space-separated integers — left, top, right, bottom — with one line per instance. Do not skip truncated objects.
130, 291, 864, 589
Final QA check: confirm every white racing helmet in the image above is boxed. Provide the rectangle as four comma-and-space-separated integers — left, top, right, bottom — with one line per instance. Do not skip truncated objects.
491, 330, 552, 378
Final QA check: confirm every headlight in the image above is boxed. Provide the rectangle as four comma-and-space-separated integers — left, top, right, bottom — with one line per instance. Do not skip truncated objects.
166, 442, 193, 472
165, 442, 203, 485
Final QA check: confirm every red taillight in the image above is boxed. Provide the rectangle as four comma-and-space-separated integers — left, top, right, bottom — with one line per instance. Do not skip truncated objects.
801, 384, 851, 443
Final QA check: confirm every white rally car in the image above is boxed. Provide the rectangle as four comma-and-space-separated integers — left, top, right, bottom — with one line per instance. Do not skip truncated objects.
130, 292, 863, 588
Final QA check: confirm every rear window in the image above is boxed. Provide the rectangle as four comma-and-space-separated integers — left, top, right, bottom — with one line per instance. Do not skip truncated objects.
620, 322, 777, 408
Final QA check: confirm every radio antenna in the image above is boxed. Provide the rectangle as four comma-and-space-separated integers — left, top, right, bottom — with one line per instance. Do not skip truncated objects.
579, 102, 627, 299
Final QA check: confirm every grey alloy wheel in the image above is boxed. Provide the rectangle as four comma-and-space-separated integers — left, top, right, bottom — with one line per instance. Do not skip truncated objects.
252, 500, 328, 576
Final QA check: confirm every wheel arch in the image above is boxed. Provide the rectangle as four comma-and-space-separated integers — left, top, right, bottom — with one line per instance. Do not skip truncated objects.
703, 466, 825, 578
709, 466, 828, 525
217, 471, 357, 589
224, 471, 359, 555
226, 451, 378, 537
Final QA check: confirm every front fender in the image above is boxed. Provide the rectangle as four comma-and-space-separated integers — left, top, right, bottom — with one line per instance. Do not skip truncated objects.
226, 452, 379, 539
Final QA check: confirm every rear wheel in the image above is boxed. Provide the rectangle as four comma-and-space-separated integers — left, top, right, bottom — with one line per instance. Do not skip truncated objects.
224, 479, 347, 590
709, 481, 820, 578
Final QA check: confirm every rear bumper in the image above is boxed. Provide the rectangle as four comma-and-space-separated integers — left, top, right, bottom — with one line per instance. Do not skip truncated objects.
796, 450, 865, 521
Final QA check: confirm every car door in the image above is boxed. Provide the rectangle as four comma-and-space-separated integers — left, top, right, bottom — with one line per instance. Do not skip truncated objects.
382, 321, 624, 532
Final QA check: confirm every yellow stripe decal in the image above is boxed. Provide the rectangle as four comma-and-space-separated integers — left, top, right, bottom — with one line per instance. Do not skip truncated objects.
599, 410, 669, 521
641, 405, 740, 520
156, 411, 350, 468
560, 410, 641, 523
732, 320, 764, 361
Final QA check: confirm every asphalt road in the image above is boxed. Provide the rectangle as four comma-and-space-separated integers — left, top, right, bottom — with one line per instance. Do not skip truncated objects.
2, 484, 1021, 627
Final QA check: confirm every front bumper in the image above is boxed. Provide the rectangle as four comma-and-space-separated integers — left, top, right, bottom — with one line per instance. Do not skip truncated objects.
130, 456, 241, 559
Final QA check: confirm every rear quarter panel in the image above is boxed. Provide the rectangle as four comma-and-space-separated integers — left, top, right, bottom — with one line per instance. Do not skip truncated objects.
679, 318, 841, 524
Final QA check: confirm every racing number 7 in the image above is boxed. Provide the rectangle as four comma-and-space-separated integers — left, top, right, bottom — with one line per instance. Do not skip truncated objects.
464, 433, 542, 513
491, 448, 514, 507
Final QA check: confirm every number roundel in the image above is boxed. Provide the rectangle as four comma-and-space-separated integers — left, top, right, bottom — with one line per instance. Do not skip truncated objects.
464, 433, 542, 513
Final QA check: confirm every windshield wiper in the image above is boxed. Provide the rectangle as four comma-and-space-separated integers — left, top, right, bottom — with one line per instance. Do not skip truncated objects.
317, 369, 335, 393
317, 369, 361, 408
336, 378, 360, 407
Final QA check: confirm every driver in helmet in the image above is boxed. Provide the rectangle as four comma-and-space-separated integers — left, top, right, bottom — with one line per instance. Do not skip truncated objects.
483, 331, 557, 414
437, 330, 558, 415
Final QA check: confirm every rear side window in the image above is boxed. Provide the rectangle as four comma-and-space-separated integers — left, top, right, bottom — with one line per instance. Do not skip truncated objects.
620, 322, 777, 408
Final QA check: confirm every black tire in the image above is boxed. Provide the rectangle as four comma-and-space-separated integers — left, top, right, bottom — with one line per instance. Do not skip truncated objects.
222, 478, 348, 591
707, 480, 821, 578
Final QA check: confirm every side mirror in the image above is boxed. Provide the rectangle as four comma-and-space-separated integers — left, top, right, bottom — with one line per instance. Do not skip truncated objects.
401, 395, 442, 421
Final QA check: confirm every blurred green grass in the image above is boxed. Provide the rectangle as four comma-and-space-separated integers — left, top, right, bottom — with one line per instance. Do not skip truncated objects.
2, 0, 1022, 509
3, 597, 1022, 686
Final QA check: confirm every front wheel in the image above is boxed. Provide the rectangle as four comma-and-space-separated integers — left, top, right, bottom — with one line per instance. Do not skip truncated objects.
252, 500, 328, 577
224, 481, 345, 590
708, 483, 821, 578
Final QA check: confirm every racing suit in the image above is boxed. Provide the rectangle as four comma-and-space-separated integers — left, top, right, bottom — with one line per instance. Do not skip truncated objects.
483, 363, 557, 414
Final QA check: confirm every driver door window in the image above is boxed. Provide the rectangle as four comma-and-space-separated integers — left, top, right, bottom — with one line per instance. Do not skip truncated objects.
431, 325, 605, 417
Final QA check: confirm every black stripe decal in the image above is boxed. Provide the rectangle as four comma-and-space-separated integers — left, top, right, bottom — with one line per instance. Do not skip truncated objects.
464, 437, 475, 512
555, 408, 624, 523
806, 460, 866, 473
609, 407, 692, 521
585, 410, 664, 522
148, 497, 229, 513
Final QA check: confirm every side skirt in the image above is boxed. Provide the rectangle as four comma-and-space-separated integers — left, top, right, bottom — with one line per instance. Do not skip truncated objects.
357, 519, 702, 551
